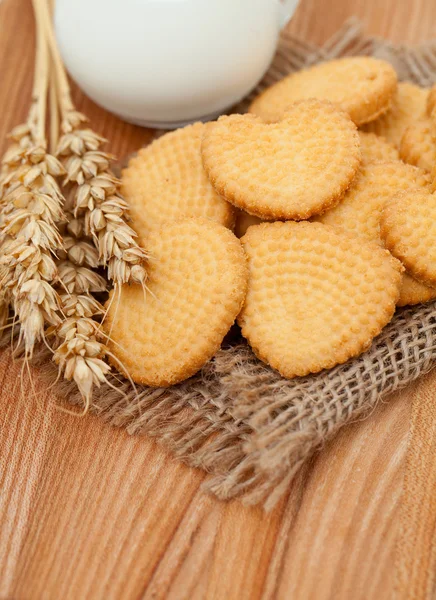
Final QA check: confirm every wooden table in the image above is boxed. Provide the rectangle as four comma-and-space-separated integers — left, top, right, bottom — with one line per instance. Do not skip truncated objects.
1, 1, 436, 598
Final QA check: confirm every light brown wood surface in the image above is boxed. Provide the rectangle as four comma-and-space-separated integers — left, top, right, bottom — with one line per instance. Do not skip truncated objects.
1, 1, 436, 599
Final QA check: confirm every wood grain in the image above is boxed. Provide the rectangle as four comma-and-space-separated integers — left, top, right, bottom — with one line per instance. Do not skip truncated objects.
287, 0, 436, 44
394, 375, 436, 599
1, 0, 436, 599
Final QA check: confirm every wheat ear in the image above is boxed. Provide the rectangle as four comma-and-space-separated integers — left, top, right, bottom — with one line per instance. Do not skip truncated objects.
35, 0, 111, 411
0, 0, 66, 357
39, 0, 148, 291
50, 90, 112, 410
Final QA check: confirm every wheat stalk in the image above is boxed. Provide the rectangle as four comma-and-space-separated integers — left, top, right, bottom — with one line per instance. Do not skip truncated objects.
0, 0, 66, 357
39, 0, 148, 291
50, 125, 112, 412
0, 0, 144, 407
32, 0, 112, 411
0, 0, 137, 411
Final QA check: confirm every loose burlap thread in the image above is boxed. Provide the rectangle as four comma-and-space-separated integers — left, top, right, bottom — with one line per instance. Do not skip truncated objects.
33, 19, 436, 509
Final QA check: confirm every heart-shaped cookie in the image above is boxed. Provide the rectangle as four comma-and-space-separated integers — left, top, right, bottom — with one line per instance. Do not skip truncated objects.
248, 57, 397, 126
122, 123, 235, 242
381, 190, 436, 287
400, 119, 436, 173
315, 161, 434, 305
316, 161, 431, 243
105, 218, 248, 387
201, 99, 361, 220
238, 221, 403, 379
362, 82, 428, 147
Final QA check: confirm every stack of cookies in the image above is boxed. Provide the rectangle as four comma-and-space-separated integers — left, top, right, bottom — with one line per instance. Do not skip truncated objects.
105, 57, 436, 387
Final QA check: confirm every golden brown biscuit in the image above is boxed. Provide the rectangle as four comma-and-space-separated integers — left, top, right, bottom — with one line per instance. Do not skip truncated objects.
238, 221, 402, 379
121, 123, 234, 241
202, 99, 361, 220
400, 119, 436, 173
248, 57, 397, 126
381, 190, 436, 287
105, 218, 248, 386
362, 82, 428, 147
316, 161, 433, 305
315, 161, 431, 242
398, 273, 436, 307
358, 132, 399, 164
234, 210, 264, 238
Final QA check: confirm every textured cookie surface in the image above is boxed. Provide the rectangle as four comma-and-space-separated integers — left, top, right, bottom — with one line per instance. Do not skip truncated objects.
362, 82, 428, 147
381, 190, 436, 286
121, 123, 234, 241
358, 132, 399, 164
398, 273, 436, 306
400, 119, 436, 173
316, 161, 433, 305
315, 161, 431, 242
202, 100, 361, 220
105, 218, 248, 386
238, 222, 402, 379
248, 57, 397, 126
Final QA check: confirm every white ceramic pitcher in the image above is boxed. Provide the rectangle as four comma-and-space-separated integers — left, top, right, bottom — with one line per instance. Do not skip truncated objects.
55, 0, 299, 128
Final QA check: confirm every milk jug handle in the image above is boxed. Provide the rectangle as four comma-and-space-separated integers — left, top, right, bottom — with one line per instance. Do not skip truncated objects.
279, 0, 299, 29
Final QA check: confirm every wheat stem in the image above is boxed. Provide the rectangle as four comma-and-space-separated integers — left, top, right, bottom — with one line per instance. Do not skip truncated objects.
22, 0, 145, 405
0, 0, 67, 357
33, 0, 113, 408
49, 58, 59, 153
48, 0, 58, 153
31, 1, 42, 100
37, 0, 74, 117
31, 0, 50, 144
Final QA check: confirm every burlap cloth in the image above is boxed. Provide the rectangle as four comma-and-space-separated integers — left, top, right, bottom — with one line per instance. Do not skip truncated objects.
36, 19, 436, 509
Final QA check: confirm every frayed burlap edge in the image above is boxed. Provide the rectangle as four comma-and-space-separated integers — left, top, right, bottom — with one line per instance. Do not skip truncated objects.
28, 19, 436, 509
